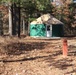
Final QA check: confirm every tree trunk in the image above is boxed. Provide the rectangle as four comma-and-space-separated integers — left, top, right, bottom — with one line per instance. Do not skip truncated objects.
18, 6, 21, 37
12, 3, 17, 35
0, 11, 3, 35
9, 5, 13, 36
28, 21, 30, 36
23, 17, 25, 34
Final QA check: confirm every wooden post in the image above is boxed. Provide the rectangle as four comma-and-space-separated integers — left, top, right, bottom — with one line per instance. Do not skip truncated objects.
62, 38, 68, 56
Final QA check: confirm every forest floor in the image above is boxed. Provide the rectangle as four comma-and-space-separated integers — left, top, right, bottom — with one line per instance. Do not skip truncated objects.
0, 36, 76, 75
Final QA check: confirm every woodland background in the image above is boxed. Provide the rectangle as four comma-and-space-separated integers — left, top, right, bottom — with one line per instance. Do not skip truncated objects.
0, 0, 76, 37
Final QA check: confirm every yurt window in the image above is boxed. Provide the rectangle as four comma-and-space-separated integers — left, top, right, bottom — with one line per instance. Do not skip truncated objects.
47, 25, 50, 31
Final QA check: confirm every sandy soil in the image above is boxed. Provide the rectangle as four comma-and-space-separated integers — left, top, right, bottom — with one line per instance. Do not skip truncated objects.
0, 36, 76, 75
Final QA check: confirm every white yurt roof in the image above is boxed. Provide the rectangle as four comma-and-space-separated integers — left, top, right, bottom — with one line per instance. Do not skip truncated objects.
30, 14, 63, 25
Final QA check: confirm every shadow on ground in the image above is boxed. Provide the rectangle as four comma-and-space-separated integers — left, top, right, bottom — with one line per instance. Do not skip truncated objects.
43, 49, 75, 74
43, 50, 72, 69
46, 56, 73, 70
68, 45, 76, 56
3, 42, 50, 55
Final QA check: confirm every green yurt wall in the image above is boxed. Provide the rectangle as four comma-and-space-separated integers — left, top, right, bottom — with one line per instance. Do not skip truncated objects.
30, 24, 46, 37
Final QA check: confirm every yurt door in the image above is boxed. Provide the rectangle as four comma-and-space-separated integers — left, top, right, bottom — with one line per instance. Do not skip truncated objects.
46, 25, 52, 37
52, 24, 63, 37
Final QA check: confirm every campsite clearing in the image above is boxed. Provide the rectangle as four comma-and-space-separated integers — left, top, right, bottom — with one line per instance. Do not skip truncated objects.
0, 36, 76, 75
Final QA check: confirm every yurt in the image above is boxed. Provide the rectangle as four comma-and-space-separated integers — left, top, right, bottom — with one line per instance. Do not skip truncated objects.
30, 14, 64, 37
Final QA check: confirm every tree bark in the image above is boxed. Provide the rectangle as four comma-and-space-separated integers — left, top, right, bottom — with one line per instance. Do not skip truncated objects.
12, 3, 17, 35
9, 5, 13, 36
18, 6, 21, 37
0, 11, 3, 35
23, 17, 25, 34
28, 21, 30, 35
